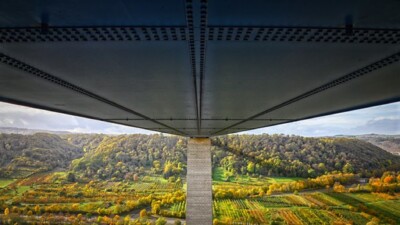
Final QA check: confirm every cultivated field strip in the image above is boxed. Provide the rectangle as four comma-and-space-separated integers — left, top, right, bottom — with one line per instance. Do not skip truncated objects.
213, 192, 400, 224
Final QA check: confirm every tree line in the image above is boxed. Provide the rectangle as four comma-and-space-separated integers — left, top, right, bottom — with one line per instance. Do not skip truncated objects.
211, 134, 400, 178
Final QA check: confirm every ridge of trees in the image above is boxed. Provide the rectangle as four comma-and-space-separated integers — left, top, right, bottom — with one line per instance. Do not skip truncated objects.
0, 133, 83, 178
1, 133, 399, 180
69, 134, 187, 181
211, 134, 400, 178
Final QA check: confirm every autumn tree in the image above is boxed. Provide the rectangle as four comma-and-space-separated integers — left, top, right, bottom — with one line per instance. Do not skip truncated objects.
156, 217, 167, 225
114, 215, 120, 223
333, 182, 346, 193
384, 175, 394, 184
152, 202, 161, 214
102, 216, 111, 224
133, 173, 139, 181
34, 205, 41, 215
139, 209, 147, 218
366, 217, 380, 225
4, 207, 9, 216
124, 215, 131, 225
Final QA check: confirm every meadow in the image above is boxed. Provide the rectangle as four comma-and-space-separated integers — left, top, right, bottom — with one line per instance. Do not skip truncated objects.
0, 179, 15, 188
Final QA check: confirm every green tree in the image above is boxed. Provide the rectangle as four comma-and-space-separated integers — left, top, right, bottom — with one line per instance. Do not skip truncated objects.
153, 160, 161, 173
67, 172, 76, 182
318, 163, 326, 172
308, 169, 316, 177
247, 162, 255, 174
343, 163, 354, 173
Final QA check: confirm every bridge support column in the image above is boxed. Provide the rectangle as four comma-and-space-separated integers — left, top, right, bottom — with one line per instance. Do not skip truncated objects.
186, 137, 212, 225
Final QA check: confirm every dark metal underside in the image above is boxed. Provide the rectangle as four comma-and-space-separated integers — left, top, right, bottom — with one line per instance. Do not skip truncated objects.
0, 0, 399, 137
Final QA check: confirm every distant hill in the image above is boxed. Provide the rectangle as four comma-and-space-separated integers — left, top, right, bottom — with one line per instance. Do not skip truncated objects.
0, 133, 83, 178
0, 126, 71, 135
335, 134, 400, 155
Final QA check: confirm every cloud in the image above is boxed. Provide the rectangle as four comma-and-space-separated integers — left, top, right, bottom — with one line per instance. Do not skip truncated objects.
246, 102, 400, 136
0, 102, 155, 134
0, 101, 399, 136
348, 118, 400, 135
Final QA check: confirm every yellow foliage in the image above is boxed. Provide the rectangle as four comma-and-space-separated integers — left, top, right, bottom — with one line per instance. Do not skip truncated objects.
4, 207, 9, 216
140, 209, 147, 218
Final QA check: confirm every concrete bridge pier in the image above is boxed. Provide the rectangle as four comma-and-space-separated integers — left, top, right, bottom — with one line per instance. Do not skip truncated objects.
186, 138, 213, 225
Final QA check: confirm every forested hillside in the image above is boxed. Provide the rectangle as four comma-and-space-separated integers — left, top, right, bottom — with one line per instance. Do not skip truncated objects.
1, 133, 399, 180
212, 134, 400, 178
69, 134, 187, 181
1, 133, 400, 224
62, 133, 108, 153
0, 133, 82, 178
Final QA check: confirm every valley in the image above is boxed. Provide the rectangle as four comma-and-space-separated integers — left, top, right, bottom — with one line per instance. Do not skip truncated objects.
0, 133, 399, 224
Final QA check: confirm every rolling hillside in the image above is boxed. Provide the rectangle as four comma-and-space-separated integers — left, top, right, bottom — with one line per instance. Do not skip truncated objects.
212, 134, 400, 177
0, 132, 399, 180
344, 134, 400, 155
0, 133, 82, 178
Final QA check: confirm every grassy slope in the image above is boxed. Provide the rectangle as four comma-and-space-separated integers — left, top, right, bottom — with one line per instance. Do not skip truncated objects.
213, 167, 303, 185
0, 133, 83, 179
0, 179, 15, 187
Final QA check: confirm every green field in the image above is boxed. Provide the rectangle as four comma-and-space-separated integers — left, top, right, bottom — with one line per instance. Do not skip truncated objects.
16, 186, 31, 195
266, 177, 304, 183
0, 179, 15, 187
213, 167, 303, 186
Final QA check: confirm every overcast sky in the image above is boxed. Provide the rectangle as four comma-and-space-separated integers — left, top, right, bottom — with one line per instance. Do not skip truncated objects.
0, 101, 399, 136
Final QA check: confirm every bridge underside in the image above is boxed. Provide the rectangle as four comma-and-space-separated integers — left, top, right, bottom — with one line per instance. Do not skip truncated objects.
1, 1, 400, 225
0, 0, 399, 137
